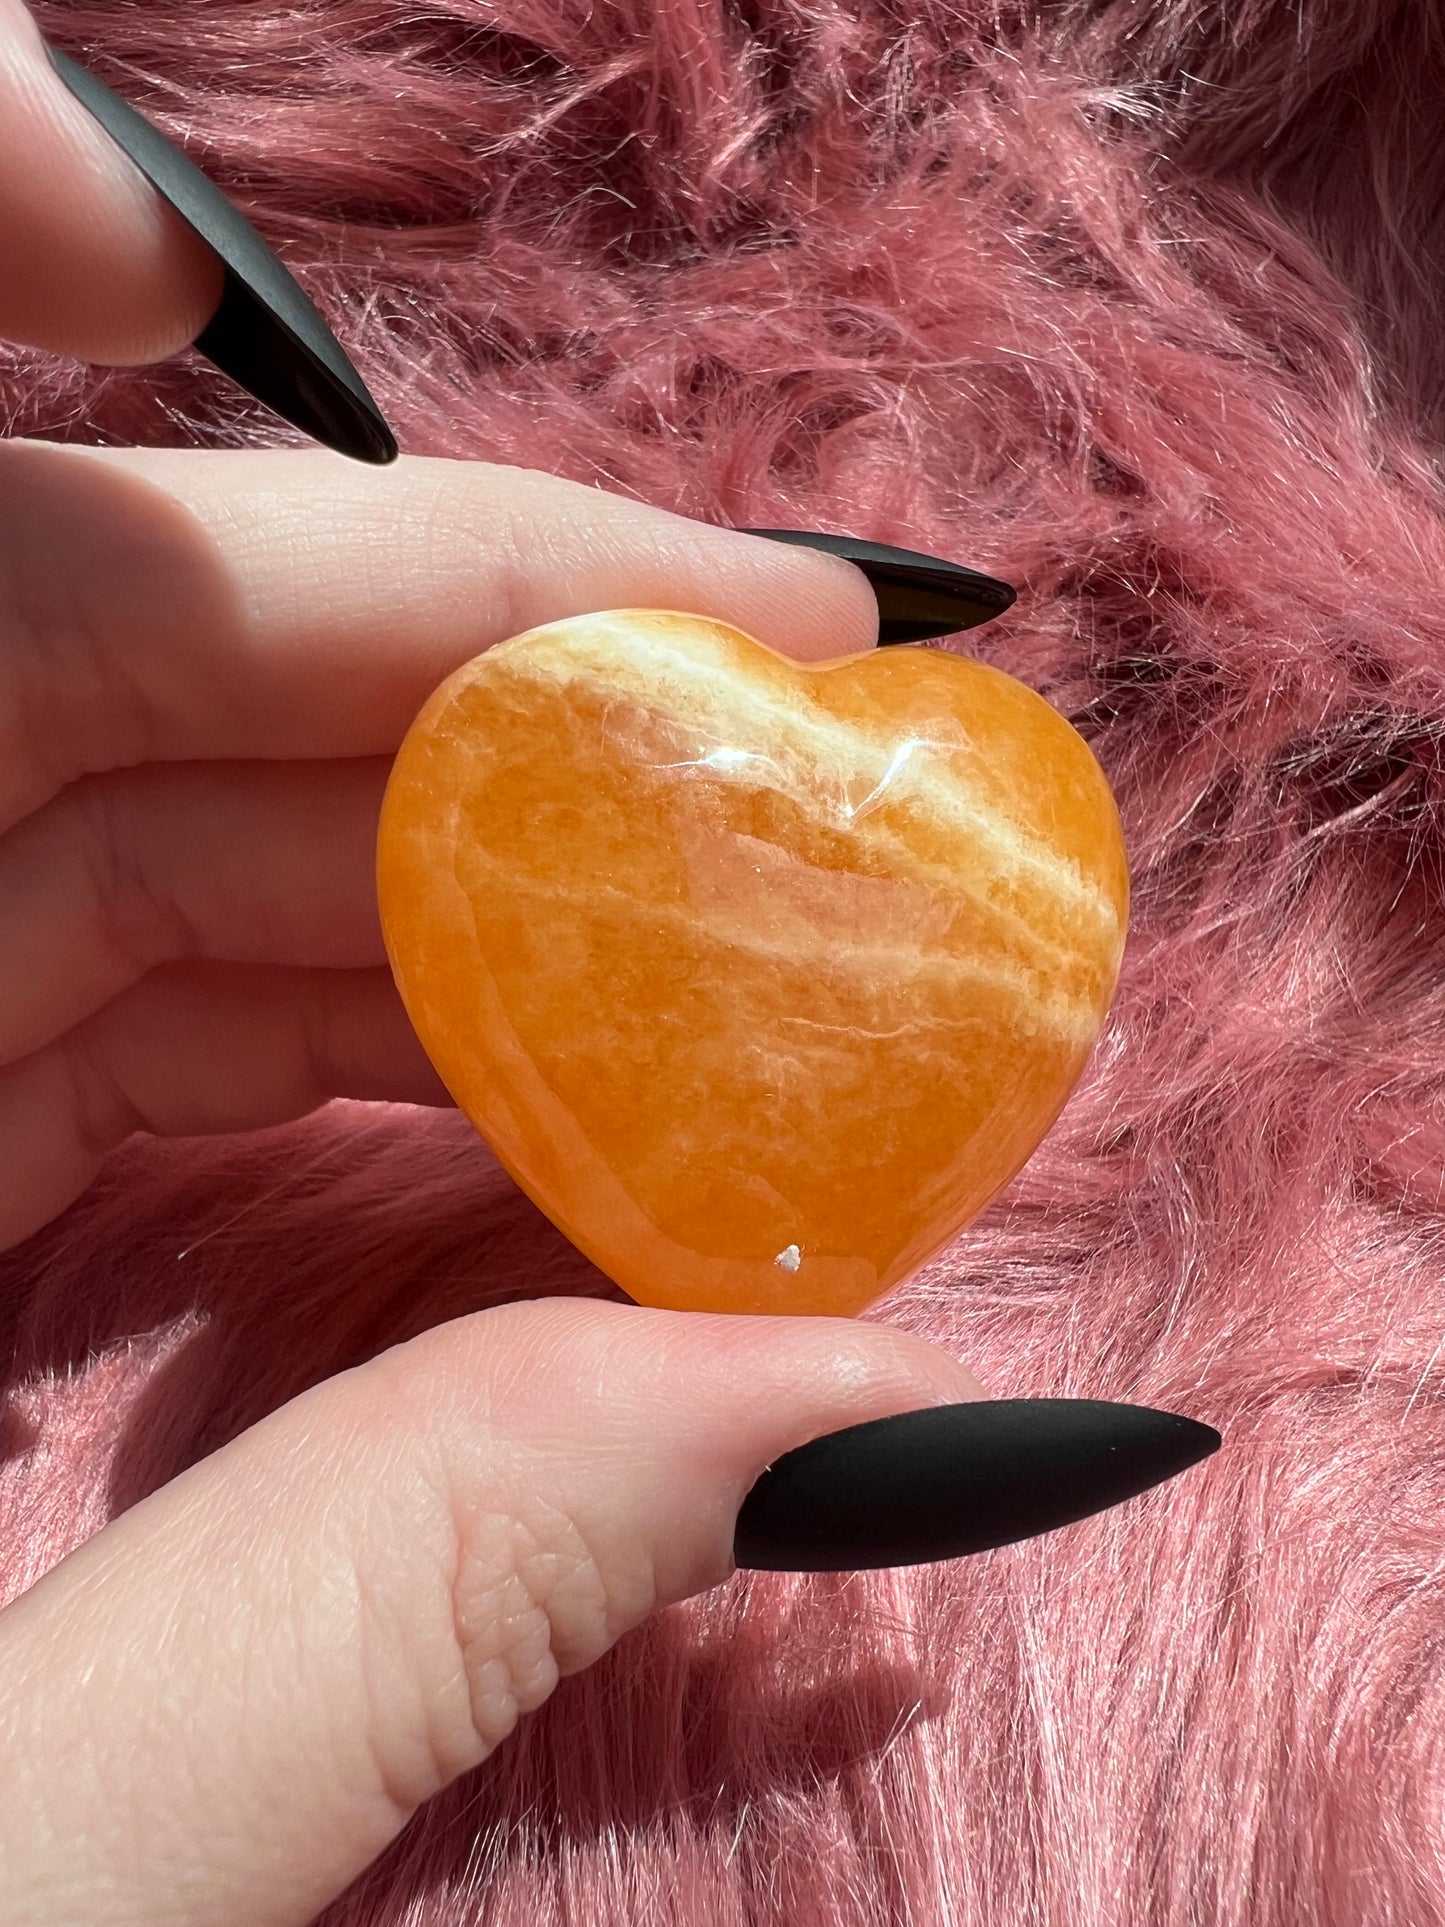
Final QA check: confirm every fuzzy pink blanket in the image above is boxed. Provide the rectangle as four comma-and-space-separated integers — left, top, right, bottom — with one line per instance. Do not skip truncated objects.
5, 2, 1445, 1920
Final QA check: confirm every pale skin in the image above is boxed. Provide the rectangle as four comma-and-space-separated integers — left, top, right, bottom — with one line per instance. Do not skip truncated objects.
0, 3, 983, 1921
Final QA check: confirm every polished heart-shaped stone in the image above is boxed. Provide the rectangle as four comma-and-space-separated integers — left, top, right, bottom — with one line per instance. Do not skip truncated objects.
377, 612, 1128, 1317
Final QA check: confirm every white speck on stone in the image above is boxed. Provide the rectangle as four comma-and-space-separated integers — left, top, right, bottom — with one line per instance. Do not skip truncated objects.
774, 1244, 801, 1272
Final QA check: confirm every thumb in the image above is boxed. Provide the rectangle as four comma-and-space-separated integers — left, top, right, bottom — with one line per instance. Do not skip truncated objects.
0, 0, 221, 361
0, 1299, 982, 1927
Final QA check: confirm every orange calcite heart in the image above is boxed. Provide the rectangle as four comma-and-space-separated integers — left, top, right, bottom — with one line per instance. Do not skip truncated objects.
378, 612, 1128, 1317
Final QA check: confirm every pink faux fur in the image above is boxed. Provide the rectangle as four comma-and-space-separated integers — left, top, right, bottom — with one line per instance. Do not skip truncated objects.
6, 1, 1445, 1920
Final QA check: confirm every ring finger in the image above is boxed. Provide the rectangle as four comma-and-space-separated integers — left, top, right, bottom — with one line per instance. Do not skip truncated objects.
0, 960, 448, 1250
0, 757, 392, 1064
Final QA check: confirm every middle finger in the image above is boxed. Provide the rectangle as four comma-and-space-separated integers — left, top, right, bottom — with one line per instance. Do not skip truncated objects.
0, 441, 881, 834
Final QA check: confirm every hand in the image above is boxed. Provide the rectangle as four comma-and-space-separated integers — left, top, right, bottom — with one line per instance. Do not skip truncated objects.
0, 11, 1219, 1922
0, 10, 991, 1924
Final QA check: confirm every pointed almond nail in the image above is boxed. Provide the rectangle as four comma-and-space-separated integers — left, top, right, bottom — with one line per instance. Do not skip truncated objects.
743, 530, 1016, 643
47, 45, 397, 466
734, 1399, 1220, 1570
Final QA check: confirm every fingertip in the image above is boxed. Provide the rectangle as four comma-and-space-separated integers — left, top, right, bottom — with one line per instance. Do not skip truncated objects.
656, 521, 878, 663
0, 3, 222, 361
447, 1298, 983, 1592
734, 530, 882, 661
745, 528, 1019, 645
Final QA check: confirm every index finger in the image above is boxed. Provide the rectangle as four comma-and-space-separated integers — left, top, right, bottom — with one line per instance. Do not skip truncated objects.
0, 441, 881, 832
0, 0, 221, 361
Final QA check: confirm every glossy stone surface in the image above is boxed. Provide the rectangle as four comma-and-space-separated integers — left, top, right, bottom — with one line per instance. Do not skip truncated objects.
377, 612, 1129, 1317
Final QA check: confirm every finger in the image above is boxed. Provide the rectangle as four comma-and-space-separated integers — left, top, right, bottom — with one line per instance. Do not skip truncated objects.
0, 759, 391, 1063
0, 1297, 982, 1926
0, 442, 880, 831
0, 962, 449, 1249
0, 0, 222, 360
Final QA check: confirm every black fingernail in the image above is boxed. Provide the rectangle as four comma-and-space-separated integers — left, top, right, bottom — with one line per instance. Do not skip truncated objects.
743, 530, 1016, 643
734, 1399, 1220, 1571
46, 46, 397, 466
